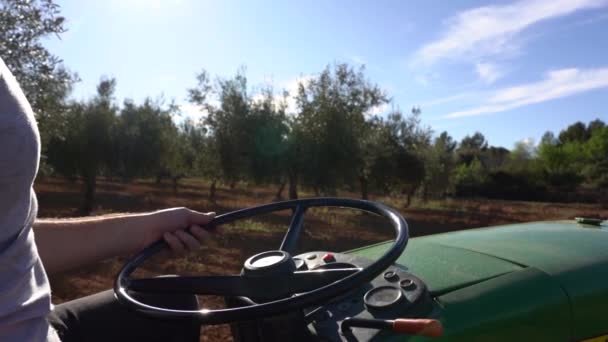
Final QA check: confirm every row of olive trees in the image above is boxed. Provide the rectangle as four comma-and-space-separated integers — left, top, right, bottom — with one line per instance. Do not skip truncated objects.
187, 64, 433, 205
38, 63, 433, 213
44, 78, 197, 212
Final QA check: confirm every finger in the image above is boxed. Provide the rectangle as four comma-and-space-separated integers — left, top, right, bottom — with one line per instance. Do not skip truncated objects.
163, 232, 186, 255
207, 226, 224, 234
187, 210, 216, 226
174, 229, 201, 251
189, 224, 212, 241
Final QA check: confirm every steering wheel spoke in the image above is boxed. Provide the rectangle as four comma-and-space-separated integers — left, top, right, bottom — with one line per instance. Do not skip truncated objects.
128, 275, 260, 297
127, 269, 360, 299
280, 205, 307, 254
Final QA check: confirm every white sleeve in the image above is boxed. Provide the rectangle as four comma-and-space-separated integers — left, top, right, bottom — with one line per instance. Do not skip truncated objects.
0, 57, 40, 242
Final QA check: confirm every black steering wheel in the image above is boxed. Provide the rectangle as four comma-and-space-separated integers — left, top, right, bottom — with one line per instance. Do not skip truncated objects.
114, 198, 408, 325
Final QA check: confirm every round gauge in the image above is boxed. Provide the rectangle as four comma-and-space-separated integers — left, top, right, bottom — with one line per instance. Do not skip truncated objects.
363, 286, 404, 310
244, 251, 289, 272
251, 255, 284, 268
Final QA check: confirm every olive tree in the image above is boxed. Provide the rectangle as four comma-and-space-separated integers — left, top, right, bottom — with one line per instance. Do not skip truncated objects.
0, 0, 77, 153
47, 78, 117, 213
292, 63, 388, 196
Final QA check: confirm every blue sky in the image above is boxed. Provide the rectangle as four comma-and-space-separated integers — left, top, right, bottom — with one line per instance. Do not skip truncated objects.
45, 0, 608, 148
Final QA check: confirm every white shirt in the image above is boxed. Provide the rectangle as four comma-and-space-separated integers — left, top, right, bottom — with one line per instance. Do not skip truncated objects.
0, 57, 59, 341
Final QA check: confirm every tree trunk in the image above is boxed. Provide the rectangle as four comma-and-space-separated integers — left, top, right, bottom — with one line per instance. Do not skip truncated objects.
81, 174, 96, 214
156, 173, 163, 184
404, 187, 416, 208
209, 180, 217, 203
275, 179, 286, 201
172, 176, 179, 194
421, 182, 428, 203
288, 172, 298, 200
360, 176, 369, 200
230, 180, 237, 189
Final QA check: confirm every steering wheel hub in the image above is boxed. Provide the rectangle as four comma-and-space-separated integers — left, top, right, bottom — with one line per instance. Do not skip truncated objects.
243, 251, 296, 276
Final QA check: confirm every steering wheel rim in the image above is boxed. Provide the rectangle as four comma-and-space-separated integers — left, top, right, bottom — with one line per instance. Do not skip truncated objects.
114, 197, 409, 325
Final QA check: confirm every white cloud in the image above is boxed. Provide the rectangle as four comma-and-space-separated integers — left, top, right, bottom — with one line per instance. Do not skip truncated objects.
445, 67, 608, 118
475, 62, 504, 84
178, 102, 213, 122
367, 103, 389, 117
246, 75, 315, 115
521, 137, 535, 146
513, 137, 537, 155
414, 0, 608, 65
349, 55, 367, 65
282, 75, 314, 92
279, 75, 314, 114
419, 92, 481, 108
251, 93, 265, 104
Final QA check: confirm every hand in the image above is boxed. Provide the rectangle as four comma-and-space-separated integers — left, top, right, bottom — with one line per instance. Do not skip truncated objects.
140, 207, 217, 255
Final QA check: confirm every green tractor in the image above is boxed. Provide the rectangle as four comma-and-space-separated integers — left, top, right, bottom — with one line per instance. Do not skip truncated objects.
115, 198, 608, 341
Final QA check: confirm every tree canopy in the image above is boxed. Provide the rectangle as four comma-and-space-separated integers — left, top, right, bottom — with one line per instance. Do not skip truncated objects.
3, 0, 607, 211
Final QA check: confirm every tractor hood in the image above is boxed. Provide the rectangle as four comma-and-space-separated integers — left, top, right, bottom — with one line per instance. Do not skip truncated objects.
350, 233, 526, 295
351, 220, 608, 339
351, 220, 608, 294
412, 220, 608, 277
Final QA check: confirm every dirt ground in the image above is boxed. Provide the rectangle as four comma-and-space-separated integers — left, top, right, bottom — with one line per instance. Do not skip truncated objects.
35, 177, 608, 341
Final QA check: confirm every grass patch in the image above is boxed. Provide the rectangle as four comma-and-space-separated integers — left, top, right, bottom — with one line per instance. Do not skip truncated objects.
223, 219, 285, 235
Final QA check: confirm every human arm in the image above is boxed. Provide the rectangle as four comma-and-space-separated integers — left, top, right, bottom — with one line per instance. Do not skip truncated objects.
34, 207, 216, 275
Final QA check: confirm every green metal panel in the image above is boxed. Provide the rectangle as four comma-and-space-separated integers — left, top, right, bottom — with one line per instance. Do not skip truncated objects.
418, 221, 608, 340
351, 240, 523, 295
373, 268, 571, 341
554, 262, 608, 340
350, 221, 608, 340
423, 221, 608, 276
434, 268, 571, 341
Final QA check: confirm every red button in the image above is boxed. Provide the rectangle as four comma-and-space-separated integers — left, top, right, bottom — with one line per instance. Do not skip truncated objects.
322, 253, 336, 262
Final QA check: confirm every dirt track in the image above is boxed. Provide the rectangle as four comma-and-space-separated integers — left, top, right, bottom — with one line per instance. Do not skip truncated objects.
36, 177, 608, 341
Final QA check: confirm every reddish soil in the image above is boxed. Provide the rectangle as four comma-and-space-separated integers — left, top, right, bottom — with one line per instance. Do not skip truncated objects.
34, 177, 608, 341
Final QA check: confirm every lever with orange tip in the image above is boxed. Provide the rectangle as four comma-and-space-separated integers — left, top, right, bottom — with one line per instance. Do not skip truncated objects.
392, 318, 444, 337
341, 317, 444, 337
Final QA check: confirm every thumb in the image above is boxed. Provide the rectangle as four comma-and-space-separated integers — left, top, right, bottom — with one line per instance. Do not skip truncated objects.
187, 210, 216, 226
